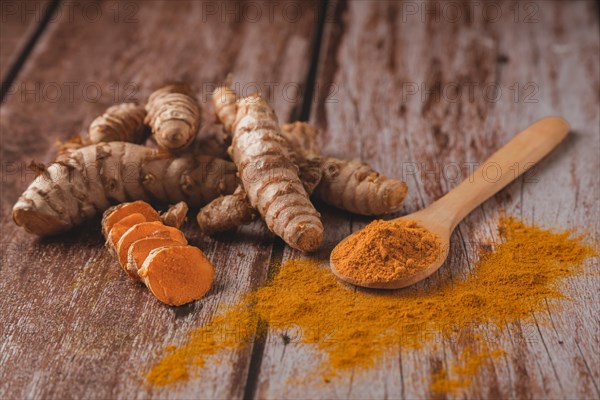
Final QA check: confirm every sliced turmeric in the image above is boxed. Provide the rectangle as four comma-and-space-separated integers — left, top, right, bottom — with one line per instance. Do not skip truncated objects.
139, 245, 215, 306
101, 201, 215, 305
145, 84, 201, 150
116, 221, 187, 269
107, 213, 150, 253
102, 200, 161, 237
126, 237, 185, 276
89, 103, 148, 144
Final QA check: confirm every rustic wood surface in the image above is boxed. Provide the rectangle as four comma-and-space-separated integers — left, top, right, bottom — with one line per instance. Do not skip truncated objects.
0, 0, 52, 82
1, 1, 598, 399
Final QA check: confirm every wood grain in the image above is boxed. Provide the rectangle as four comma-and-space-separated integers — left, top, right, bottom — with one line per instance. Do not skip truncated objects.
254, 1, 600, 399
0, 1, 318, 399
0, 0, 50, 82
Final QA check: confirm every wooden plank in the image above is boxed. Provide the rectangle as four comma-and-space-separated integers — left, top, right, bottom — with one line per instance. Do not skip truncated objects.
0, 1, 319, 399
0, 0, 50, 83
254, 1, 599, 399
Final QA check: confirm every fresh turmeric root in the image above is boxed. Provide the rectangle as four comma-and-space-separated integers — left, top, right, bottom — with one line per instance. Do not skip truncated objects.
102, 201, 214, 306
228, 94, 323, 252
281, 122, 407, 215
197, 159, 322, 234
197, 111, 407, 234
197, 186, 258, 234
160, 201, 188, 228
89, 103, 148, 144
212, 84, 237, 133
145, 84, 201, 150
315, 158, 407, 215
13, 142, 237, 236
280, 121, 320, 159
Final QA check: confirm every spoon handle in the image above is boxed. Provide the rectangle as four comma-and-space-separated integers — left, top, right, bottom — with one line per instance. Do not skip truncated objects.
433, 116, 570, 228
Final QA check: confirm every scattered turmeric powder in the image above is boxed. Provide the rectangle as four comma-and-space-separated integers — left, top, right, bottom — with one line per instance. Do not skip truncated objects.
147, 216, 596, 392
430, 346, 507, 394
147, 302, 257, 386
331, 219, 443, 284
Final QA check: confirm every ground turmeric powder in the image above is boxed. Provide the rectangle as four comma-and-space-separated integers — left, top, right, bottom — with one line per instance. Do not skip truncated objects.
147, 216, 596, 392
330, 219, 443, 284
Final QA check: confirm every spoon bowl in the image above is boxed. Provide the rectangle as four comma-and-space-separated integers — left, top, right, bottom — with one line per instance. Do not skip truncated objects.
331, 117, 571, 289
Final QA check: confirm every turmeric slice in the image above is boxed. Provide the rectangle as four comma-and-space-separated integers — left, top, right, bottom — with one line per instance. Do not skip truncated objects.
103, 201, 161, 237
126, 237, 185, 277
116, 221, 187, 272
138, 245, 214, 306
107, 213, 148, 252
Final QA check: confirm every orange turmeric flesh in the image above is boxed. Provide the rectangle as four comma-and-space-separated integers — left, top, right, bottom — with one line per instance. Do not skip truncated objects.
116, 222, 187, 273
126, 238, 186, 277
331, 219, 442, 284
107, 213, 148, 251
102, 200, 160, 236
139, 246, 214, 306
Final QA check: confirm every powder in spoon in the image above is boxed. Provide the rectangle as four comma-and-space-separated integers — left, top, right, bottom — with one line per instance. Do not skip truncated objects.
330, 219, 443, 284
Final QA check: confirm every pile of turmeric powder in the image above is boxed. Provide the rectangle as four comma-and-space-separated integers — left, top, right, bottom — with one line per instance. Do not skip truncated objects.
331, 219, 442, 284
147, 216, 597, 393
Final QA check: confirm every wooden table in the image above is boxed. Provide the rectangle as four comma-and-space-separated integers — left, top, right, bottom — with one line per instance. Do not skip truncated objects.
1, 1, 598, 398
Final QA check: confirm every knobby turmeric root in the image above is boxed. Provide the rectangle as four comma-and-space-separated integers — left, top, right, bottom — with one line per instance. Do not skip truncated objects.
197, 186, 258, 234
89, 103, 148, 144
160, 201, 189, 228
197, 114, 407, 234
281, 122, 407, 215
102, 201, 214, 306
212, 84, 237, 134
145, 84, 201, 150
316, 157, 408, 216
197, 159, 322, 234
230, 94, 323, 252
12, 142, 237, 236
280, 121, 320, 159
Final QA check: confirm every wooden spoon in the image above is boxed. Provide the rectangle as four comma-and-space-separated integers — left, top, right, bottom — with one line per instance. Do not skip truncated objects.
330, 116, 570, 289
